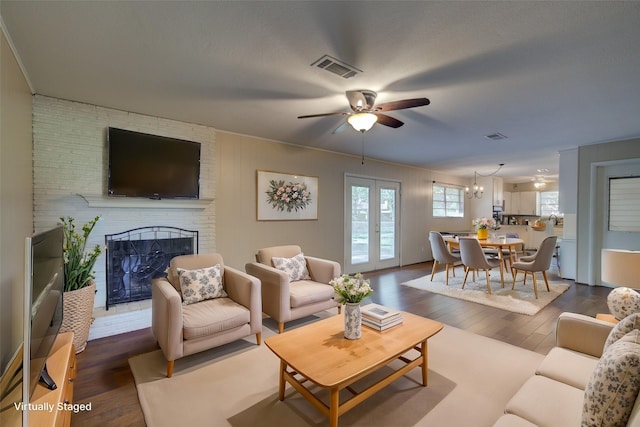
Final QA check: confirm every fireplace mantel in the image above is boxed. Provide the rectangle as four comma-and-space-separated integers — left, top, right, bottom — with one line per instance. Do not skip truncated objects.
77, 194, 213, 209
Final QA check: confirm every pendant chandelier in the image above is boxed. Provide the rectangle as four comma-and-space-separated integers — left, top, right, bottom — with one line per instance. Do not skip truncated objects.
466, 171, 484, 199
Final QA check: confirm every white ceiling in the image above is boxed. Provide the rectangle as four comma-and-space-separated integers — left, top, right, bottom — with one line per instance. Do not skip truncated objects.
2, 1, 640, 183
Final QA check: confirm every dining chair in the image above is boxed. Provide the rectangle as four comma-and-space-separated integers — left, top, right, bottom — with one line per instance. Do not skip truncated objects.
511, 236, 558, 298
459, 237, 502, 294
429, 231, 462, 286
500, 233, 521, 269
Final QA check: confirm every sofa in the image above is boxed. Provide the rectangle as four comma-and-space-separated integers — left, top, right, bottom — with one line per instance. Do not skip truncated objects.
494, 312, 640, 426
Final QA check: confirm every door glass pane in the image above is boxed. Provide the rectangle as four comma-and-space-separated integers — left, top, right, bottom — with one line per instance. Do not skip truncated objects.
351, 185, 369, 264
379, 188, 396, 260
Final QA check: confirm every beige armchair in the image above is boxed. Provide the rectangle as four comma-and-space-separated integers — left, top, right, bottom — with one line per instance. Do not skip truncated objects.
152, 253, 262, 377
245, 245, 341, 333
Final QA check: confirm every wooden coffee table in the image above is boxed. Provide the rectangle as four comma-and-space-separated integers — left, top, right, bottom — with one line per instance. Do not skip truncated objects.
264, 312, 443, 427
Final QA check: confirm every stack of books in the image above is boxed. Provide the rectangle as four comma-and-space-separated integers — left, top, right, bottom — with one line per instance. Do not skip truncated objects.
361, 303, 403, 331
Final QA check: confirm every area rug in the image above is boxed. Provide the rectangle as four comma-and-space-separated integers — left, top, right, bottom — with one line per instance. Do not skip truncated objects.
401, 270, 570, 315
129, 322, 544, 426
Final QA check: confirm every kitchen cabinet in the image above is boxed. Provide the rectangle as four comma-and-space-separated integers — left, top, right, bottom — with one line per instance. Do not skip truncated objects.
503, 191, 512, 213
493, 177, 504, 206
520, 191, 538, 215
504, 191, 538, 215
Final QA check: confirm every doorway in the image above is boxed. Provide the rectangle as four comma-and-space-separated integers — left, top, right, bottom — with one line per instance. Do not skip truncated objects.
345, 176, 401, 273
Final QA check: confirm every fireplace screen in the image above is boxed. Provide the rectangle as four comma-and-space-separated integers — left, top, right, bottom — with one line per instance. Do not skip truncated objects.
105, 226, 198, 309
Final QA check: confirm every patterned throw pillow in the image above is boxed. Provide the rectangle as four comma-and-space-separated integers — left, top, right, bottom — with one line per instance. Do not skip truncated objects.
582, 329, 640, 427
605, 312, 640, 350
272, 253, 310, 281
176, 264, 227, 305
607, 287, 640, 320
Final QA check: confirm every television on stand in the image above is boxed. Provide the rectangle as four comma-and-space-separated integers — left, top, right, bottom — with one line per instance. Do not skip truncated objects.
22, 226, 64, 423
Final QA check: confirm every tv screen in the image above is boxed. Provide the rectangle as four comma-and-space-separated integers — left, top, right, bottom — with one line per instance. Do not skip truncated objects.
24, 226, 64, 400
107, 127, 201, 199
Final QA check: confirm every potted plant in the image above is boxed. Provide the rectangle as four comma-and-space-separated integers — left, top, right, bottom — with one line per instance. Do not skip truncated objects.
59, 216, 103, 353
330, 273, 373, 339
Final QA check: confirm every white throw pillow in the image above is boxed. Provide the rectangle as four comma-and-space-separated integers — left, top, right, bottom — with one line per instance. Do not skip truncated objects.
272, 253, 310, 281
607, 287, 640, 320
177, 264, 227, 305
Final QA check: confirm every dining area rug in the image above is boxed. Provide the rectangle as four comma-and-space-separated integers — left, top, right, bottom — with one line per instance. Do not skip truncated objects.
401, 269, 570, 315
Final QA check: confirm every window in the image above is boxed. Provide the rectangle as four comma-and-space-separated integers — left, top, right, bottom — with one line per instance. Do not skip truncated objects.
433, 184, 464, 217
609, 176, 640, 231
539, 191, 559, 217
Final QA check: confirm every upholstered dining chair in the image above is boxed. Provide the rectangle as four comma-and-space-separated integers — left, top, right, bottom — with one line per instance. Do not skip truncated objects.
429, 231, 462, 286
459, 237, 502, 294
511, 235, 558, 299
245, 245, 341, 333
152, 253, 262, 377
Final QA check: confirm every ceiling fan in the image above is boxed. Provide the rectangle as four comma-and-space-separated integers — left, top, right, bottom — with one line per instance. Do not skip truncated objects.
297, 90, 430, 133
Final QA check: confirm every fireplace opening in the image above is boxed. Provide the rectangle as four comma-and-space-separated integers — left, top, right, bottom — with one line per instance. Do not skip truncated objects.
105, 226, 198, 309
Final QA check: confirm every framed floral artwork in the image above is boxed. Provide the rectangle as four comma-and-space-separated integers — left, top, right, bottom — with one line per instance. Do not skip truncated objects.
257, 170, 318, 220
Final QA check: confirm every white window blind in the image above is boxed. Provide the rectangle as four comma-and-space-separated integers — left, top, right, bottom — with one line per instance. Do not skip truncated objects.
609, 177, 640, 231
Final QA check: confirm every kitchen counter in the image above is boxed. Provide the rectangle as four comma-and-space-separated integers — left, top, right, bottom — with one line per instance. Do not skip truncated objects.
493, 224, 563, 250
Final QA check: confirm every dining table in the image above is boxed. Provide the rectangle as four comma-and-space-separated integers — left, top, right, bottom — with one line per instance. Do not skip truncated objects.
444, 236, 525, 288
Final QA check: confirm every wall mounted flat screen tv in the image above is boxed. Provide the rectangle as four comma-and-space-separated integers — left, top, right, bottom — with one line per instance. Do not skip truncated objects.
108, 127, 201, 199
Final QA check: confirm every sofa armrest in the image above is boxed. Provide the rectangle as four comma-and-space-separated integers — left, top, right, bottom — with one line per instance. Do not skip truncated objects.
224, 265, 262, 333
556, 312, 615, 358
245, 262, 290, 320
151, 277, 184, 361
305, 256, 341, 283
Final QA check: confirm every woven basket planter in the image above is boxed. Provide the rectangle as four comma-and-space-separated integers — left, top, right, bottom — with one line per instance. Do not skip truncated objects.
60, 281, 96, 353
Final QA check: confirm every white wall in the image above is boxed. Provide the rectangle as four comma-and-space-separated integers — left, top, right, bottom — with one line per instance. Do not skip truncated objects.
0, 28, 32, 372
32, 96, 216, 309
215, 131, 471, 269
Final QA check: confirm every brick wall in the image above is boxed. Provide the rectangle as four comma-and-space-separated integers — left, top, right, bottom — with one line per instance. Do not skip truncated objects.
32, 95, 216, 309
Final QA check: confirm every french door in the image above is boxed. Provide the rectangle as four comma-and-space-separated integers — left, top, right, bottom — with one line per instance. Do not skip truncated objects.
345, 176, 401, 273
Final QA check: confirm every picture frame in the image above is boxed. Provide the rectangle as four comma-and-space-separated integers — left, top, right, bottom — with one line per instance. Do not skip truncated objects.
257, 170, 318, 221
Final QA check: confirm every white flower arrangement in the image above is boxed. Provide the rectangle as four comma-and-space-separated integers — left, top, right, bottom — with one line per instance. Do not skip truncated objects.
472, 217, 497, 230
265, 179, 311, 212
330, 273, 373, 304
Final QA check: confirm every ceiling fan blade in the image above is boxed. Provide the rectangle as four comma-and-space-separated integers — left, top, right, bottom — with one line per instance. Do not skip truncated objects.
374, 113, 404, 128
374, 98, 430, 112
332, 121, 350, 134
297, 112, 349, 119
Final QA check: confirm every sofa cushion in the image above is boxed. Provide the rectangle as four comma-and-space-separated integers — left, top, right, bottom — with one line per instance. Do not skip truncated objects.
583, 329, 640, 427
177, 264, 227, 305
272, 252, 310, 281
607, 287, 640, 321
535, 347, 599, 390
182, 297, 250, 340
505, 375, 584, 426
289, 280, 334, 308
492, 414, 537, 427
604, 312, 640, 350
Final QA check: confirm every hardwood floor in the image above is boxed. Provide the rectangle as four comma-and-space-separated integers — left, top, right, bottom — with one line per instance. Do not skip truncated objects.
71, 262, 610, 426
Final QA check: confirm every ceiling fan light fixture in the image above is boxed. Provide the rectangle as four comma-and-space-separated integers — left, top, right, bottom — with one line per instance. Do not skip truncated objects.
348, 112, 378, 132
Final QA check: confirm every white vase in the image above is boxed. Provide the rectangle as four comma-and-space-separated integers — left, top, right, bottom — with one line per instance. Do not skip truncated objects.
344, 302, 362, 339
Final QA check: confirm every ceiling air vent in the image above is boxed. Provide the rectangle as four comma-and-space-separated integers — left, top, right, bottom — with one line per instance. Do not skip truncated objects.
485, 132, 508, 141
311, 55, 362, 79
